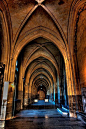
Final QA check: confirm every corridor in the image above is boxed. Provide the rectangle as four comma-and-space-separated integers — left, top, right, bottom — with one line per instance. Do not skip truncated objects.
0, 0, 86, 129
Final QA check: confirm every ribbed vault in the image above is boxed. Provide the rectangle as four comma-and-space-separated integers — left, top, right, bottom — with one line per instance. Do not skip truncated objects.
15, 37, 65, 103
1, 0, 85, 120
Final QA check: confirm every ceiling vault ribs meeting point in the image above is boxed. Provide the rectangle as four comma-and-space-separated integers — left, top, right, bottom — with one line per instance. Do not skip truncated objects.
35, 0, 45, 4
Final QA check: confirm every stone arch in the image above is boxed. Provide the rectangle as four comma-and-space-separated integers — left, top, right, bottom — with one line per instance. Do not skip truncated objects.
32, 77, 50, 89
10, 27, 74, 97
12, 3, 67, 52
28, 65, 56, 83
11, 27, 67, 82
28, 71, 53, 95
23, 55, 58, 78
25, 61, 56, 79
8, 26, 76, 117
32, 74, 51, 88
23, 46, 59, 74
12, 27, 66, 60
29, 68, 54, 84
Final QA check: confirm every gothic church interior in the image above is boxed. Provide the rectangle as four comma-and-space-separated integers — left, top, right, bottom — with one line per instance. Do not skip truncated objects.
0, 0, 86, 128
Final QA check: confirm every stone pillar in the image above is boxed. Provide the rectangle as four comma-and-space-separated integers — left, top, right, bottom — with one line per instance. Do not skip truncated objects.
50, 85, 52, 100
60, 76, 64, 105
5, 82, 15, 119
64, 71, 67, 106
65, 57, 78, 117
52, 84, 54, 101
28, 84, 31, 104
24, 83, 29, 106
54, 84, 55, 102
55, 83, 57, 104
57, 77, 60, 104
18, 91, 23, 109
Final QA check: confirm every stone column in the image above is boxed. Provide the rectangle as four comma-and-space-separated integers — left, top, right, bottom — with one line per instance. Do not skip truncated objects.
5, 82, 15, 119
54, 84, 55, 102
57, 77, 60, 104
64, 71, 67, 106
24, 83, 29, 106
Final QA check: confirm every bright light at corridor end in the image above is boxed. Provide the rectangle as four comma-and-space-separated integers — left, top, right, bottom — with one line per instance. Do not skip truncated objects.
34, 99, 38, 102
45, 99, 48, 102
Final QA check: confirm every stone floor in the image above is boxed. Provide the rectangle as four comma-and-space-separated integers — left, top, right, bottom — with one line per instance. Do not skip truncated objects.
5, 109, 86, 129
3, 100, 86, 129
16, 109, 63, 118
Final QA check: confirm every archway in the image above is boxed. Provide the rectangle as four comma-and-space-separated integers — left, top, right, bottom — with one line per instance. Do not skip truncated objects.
6, 5, 77, 119
8, 35, 74, 120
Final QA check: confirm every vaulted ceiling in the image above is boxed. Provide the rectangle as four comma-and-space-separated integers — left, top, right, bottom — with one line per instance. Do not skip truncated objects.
6, 0, 70, 93
6, 0, 72, 40
17, 37, 64, 93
